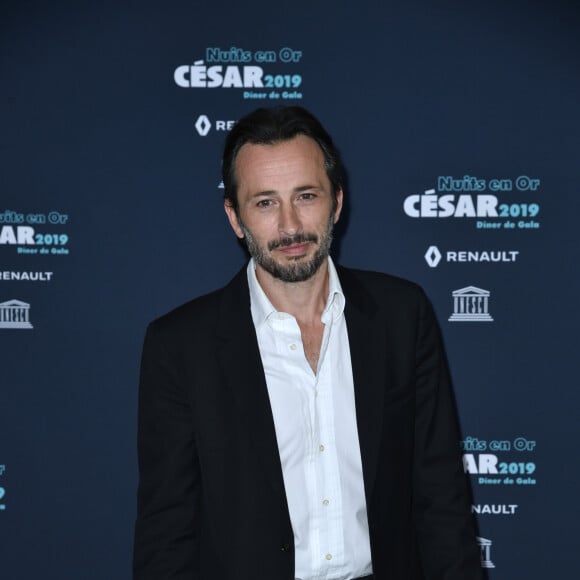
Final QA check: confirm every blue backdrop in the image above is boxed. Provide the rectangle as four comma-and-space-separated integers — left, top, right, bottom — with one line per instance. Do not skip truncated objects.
1, 0, 578, 577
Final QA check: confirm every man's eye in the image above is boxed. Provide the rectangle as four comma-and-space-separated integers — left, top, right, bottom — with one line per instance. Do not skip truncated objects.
256, 199, 273, 208
299, 193, 316, 200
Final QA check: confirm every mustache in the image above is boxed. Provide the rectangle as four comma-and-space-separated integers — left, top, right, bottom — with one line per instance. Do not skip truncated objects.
268, 233, 318, 251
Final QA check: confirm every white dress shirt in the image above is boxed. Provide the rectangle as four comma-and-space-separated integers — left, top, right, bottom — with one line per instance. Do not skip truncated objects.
247, 258, 372, 580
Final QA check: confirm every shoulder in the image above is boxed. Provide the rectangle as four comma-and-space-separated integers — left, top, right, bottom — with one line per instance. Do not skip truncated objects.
337, 265, 427, 308
337, 266, 442, 349
146, 267, 248, 343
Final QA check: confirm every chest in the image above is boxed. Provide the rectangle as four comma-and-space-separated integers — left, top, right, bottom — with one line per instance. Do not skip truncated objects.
298, 321, 324, 373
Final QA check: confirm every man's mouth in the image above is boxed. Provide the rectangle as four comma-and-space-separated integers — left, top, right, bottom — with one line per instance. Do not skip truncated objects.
277, 242, 311, 257
268, 234, 318, 251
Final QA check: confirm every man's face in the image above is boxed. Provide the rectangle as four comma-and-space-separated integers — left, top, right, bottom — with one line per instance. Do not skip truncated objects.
224, 135, 343, 283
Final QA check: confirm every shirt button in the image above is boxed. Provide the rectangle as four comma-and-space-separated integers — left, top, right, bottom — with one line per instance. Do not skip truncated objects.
322, 499, 329, 506
319, 444, 325, 452
325, 553, 332, 561
289, 344, 297, 351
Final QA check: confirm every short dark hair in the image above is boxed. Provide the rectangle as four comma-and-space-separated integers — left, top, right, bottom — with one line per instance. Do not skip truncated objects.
222, 106, 344, 212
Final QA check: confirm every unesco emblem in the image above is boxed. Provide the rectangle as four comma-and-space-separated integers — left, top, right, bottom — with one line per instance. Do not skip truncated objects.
448, 286, 493, 322
477, 536, 496, 568
0, 299, 33, 329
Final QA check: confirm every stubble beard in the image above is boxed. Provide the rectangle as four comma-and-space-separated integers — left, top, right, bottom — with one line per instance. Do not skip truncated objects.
238, 214, 335, 283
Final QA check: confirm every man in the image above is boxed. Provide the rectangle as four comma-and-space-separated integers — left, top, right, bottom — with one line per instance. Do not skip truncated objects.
133, 106, 482, 580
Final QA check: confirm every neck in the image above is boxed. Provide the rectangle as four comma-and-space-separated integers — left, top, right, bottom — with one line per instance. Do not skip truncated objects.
255, 259, 330, 324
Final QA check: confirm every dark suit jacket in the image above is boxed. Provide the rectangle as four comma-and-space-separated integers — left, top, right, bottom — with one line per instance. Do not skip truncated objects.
133, 265, 482, 580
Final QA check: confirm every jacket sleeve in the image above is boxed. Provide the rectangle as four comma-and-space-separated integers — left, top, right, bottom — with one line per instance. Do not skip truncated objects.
412, 291, 484, 580
133, 321, 200, 579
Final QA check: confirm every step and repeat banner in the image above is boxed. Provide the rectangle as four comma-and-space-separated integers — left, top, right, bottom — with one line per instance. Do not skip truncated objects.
1, 0, 578, 578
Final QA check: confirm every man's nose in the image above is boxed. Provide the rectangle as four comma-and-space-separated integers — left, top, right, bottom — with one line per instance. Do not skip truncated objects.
278, 203, 302, 236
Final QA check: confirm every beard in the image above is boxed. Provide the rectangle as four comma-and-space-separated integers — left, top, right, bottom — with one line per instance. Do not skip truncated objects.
239, 214, 334, 283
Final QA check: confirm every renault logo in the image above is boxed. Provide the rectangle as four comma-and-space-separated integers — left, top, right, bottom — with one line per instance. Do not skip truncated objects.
424, 245, 442, 268
195, 114, 212, 136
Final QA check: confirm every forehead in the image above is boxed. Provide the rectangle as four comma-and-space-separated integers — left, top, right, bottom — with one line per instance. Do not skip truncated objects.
234, 135, 328, 193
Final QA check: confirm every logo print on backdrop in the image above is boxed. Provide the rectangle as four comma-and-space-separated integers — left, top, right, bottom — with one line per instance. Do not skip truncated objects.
0, 464, 5, 512
0, 272, 53, 282
424, 246, 442, 267
477, 537, 496, 569
194, 115, 235, 137
471, 504, 518, 516
0, 209, 70, 256
461, 435, 537, 486
0, 299, 33, 329
403, 175, 542, 230
425, 245, 520, 267
195, 115, 211, 136
174, 47, 304, 101
448, 286, 493, 322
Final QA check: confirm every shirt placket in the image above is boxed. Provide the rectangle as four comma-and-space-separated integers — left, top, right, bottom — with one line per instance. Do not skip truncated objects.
313, 313, 345, 579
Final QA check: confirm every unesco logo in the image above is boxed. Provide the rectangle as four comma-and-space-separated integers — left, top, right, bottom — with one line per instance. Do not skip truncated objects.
0, 299, 33, 329
477, 537, 496, 568
449, 287, 493, 322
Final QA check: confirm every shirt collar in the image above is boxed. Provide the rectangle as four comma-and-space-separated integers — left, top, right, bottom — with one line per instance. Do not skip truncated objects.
247, 257, 346, 326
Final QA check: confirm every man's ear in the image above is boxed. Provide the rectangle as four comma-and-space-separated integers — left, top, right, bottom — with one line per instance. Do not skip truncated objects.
224, 200, 245, 239
333, 188, 344, 224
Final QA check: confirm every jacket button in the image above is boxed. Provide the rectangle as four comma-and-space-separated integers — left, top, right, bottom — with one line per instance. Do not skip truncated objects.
280, 543, 291, 552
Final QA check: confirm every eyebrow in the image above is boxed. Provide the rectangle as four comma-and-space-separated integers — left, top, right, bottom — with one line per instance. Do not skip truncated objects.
249, 185, 322, 198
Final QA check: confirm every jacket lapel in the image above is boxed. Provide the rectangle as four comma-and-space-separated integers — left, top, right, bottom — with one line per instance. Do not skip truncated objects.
215, 268, 287, 496
339, 267, 387, 501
